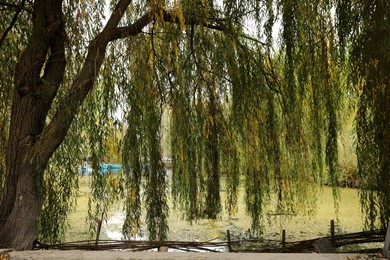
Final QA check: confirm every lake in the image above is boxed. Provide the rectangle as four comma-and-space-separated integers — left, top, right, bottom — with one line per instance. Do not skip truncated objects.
65, 173, 364, 243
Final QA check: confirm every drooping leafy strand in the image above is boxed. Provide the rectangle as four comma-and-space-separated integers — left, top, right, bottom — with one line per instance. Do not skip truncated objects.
266, 92, 283, 209
85, 90, 121, 239
203, 84, 222, 219
38, 123, 82, 243
119, 37, 145, 239
144, 94, 169, 240
121, 106, 143, 239
351, 0, 390, 229
171, 89, 203, 221
119, 35, 170, 240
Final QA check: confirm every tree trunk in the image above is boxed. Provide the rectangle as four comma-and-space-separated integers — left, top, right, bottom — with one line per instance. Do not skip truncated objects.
0, 163, 44, 250
0, 79, 51, 250
0, 90, 48, 250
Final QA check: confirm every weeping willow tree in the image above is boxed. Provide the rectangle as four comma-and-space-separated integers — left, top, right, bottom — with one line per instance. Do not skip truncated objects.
0, 0, 389, 250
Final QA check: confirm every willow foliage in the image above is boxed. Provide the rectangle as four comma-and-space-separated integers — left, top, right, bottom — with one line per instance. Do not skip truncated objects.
339, 0, 390, 229
0, 0, 389, 244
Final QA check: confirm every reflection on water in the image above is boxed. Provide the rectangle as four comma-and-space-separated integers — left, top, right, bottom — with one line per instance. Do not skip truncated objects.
65, 173, 363, 243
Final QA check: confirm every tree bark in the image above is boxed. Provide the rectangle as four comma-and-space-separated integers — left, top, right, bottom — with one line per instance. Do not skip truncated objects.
0, 162, 44, 250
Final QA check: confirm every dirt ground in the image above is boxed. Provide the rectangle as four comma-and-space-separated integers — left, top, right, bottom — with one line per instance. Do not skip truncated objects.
0, 250, 383, 260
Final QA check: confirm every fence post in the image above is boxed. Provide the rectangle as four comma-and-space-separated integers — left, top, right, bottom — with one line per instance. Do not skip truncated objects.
227, 230, 232, 252
330, 219, 335, 240
95, 211, 105, 247
282, 229, 286, 249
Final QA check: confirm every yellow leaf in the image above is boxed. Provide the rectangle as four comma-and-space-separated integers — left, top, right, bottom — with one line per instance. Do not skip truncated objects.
209, 115, 214, 126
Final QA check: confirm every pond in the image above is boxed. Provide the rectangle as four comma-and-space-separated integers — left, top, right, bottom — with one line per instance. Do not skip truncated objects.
65, 173, 364, 243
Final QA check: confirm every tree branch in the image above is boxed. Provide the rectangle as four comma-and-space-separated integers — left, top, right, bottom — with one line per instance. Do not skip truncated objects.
110, 10, 225, 41
111, 9, 266, 46
163, 10, 224, 31
14, 0, 65, 97
0, 0, 26, 48
109, 11, 154, 41
33, 0, 134, 161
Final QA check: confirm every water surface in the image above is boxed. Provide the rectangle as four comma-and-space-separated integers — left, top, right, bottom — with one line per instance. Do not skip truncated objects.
65, 175, 363, 243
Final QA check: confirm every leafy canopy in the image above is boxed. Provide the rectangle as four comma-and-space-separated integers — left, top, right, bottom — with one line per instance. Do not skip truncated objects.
0, 0, 389, 242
